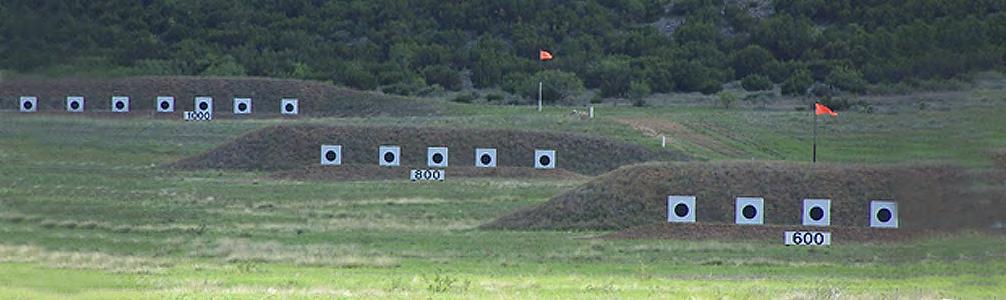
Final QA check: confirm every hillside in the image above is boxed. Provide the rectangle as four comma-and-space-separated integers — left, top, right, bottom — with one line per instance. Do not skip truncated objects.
170, 124, 690, 176
0, 76, 442, 116
482, 161, 1006, 230
2, 1, 1002, 101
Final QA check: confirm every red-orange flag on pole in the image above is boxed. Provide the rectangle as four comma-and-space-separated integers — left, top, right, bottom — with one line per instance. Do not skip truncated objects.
539, 49, 553, 61
815, 103, 838, 117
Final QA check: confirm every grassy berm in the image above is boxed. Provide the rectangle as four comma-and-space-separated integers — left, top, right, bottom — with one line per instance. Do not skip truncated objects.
170, 124, 689, 176
483, 161, 1006, 231
0, 76, 441, 117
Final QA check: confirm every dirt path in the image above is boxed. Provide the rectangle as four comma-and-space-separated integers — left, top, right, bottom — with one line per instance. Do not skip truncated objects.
615, 117, 746, 158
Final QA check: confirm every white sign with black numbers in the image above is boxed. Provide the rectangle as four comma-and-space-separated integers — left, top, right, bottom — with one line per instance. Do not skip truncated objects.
410, 169, 444, 181
784, 231, 831, 246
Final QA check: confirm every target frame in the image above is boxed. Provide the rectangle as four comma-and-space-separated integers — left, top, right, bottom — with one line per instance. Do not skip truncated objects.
534, 149, 555, 169
869, 200, 898, 228
320, 145, 342, 165
66, 96, 85, 112
156, 96, 175, 113
111, 96, 129, 113
667, 195, 696, 223
427, 147, 448, 168
194, 97, 213, 113
735, 197, 765, 225
233, 98, 252, 114
802, 199, 831, 227
19, 96, 37, 112
281, 98, 299, 115
379, 145, 400, 167
474, 148, 497, 168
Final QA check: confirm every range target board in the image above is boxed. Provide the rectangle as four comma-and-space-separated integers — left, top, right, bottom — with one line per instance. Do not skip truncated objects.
281, 98, 299, 115
379, 146, 400, 166
784, 231, 831, 246
534, 150, 556, 169
802, 199, 831, 227
320, 145, 342, 165
19, 96, 37, 112
475, 148, 497, 168
67, 96, 85, 112
870, 200, 898, 228
111, 96, 130, 113
156, 96, 175, 113
195, 97, 213, 113
667, 195, 696, 223
233, 98, 252, 114
735, 197, 765, 225
427, 147, 449, 167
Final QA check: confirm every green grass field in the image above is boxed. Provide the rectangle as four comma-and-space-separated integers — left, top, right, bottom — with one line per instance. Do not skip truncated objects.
1, 98, 1005, 298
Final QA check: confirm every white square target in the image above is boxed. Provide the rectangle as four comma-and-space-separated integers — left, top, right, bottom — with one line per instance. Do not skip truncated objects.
534, 149, 555, 169
667, 195, 696, 223
233, 98, 252, 114
802, 199, 831, 227
379, 145, 400, 167
427, 147, 448, 167
111, 96, 129, 113
320, 145, 342, 165
475, 148, 496, 168
67, 96, 85, 112
735, 197, 764, 225
870, 200, 898, 228
195, 97, 213, 113
19, 96, 37, 112
156, 96, 174, 112
281, 98, 299, 115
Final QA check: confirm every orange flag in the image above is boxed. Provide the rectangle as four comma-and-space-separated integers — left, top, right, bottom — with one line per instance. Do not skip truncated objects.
539, 49, 553, 61
815, 103, 837, 116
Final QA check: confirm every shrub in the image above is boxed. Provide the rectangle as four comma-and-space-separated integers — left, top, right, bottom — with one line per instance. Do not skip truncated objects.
717, 91, 738, 109
741, 74, 773, 91
451, 92, 478, 103
781, 69, 813, 96
628, 80, 651, 106
826, 65, 867, 93
420, 65, 462, 91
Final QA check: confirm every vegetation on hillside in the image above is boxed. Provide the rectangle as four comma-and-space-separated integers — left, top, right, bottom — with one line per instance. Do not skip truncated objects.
1, 0, 1003, 101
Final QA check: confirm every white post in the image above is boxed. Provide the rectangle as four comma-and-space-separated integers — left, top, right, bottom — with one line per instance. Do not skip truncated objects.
538, 81, 543, 112
661, 135, 666, 148
589, 106, 594, 119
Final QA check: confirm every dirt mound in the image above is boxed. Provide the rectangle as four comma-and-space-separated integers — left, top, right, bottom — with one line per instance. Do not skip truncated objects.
0, 76, 440, 117
604, 223, 939, 243
170, 125, 689, 176
482, 161, 1006, 230
272, 165, 584, 181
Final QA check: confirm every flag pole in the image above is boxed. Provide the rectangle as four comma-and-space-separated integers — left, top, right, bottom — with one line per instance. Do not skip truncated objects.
812, 104, 818, 163
538, 81, 543, 112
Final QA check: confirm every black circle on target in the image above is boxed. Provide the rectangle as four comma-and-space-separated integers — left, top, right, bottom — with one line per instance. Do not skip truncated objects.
70, 101, 80, 110
538, 155, 551, 166
480, 153, 492, 165
742, 205, 757, 219
383, 151, 395, 163
325, 150, 337, 162
285, 103, 294, 112
809, 207, 824, 221
238, 103, 248, 112
160, 101, 170, 110
674, 203, 689, 217
115, 101, 125, 110
432, 153, 444, 164
199, 102, 209, 110
23, 101, 33, 110
877, 208, 892, 222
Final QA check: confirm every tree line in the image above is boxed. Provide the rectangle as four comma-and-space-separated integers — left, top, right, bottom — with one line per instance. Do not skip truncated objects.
0, 0, 1002, 102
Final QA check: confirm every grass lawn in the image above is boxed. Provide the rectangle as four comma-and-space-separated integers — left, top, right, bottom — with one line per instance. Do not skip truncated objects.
1, 101, 1004, 298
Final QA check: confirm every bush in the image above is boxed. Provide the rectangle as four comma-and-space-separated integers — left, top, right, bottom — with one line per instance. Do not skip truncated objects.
741, 74, 773, 91
717, 91, 738, 109
505, 70, 585, 104
629, 81, 651, 106
781, 69, 813, 96
420, 65, 462, 91
485, 93, 504, 102
825, 65, 867, 93
451, 92, 478, 103
732, 45, 776, 78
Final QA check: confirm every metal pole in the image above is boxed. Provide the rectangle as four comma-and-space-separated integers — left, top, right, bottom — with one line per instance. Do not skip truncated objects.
813, 109, 817, 163
538, 81, 543, 112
